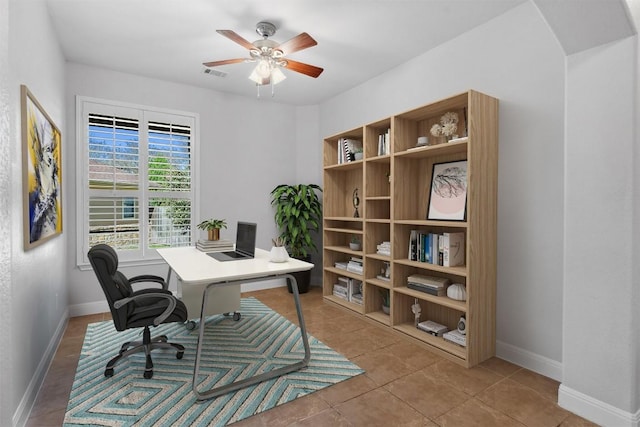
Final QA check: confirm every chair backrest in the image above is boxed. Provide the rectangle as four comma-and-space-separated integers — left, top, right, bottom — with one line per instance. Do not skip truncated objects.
87, 244, 134, 331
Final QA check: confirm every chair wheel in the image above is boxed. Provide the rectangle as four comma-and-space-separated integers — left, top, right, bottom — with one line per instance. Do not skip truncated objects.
144, 371, 153, 379
104, 368, 114, 378
233, 312, 241, 321
177, 350, 184, 360
185, 320, 196, 330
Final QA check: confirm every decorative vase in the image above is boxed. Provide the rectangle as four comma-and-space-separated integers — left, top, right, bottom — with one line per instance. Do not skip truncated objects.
447, 283, 467, 301
269, 246, 289, 263
208, 228, 220, 241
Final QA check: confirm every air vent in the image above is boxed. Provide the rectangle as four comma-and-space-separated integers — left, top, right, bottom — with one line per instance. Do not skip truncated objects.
203, 68, 227, 78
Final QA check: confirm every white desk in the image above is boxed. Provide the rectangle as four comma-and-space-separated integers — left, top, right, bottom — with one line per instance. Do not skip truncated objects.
156, 247, 313, 401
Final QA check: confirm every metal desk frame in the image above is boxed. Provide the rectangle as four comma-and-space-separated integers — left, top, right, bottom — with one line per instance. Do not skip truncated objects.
191, 273, 310, 401
157, 247, 313, 401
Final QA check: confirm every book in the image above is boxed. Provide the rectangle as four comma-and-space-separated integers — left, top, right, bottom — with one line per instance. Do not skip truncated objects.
442, 232, 465, 267
408, 282, 446, 296
334, 261, 348, 270
348, 279, 363, 303
443, 329, 467, 347
196, 239, 234, 252
408, 230, 418, 261
417, 320, 448, 336
407, 274, 451, 289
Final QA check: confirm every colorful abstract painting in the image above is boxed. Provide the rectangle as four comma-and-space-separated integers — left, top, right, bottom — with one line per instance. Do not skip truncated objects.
21, 85, 62, 250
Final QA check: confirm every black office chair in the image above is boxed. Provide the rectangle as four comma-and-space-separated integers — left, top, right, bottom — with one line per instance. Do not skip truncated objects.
88, 244, 188, 379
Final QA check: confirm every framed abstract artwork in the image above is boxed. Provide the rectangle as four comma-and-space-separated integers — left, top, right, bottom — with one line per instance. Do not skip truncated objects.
427, 159, 467, 221
21, 85, 63, 250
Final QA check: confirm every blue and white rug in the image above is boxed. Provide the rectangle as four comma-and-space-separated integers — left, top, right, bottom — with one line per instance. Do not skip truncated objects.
64, 297, 363, 426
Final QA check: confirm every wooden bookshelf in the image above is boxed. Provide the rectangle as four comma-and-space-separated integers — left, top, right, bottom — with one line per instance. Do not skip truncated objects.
322, 90, 498, 367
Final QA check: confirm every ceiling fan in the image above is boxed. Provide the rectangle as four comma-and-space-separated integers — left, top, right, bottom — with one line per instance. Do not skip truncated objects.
203, 21, 324, 87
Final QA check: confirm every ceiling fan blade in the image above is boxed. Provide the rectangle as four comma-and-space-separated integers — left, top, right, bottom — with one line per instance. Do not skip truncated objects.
202, 58, 246, 67
276, 32, 317, 55
283, 59, 324, 78
216, 30, 256, 51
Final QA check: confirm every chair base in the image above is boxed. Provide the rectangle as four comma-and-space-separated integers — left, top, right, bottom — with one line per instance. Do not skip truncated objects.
105, 325, 184, 379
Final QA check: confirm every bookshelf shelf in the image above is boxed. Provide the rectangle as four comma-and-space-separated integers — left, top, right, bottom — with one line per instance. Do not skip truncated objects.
322, 90, 497, 367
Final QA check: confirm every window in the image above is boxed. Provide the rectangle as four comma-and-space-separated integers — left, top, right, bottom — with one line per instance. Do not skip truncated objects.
77, 98, 198, 266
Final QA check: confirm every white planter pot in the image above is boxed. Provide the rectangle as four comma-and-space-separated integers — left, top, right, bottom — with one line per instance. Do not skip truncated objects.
269, 246, 289, 263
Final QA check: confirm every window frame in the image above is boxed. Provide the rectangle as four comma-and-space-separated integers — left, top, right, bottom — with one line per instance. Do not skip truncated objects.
76, 96, 199, 269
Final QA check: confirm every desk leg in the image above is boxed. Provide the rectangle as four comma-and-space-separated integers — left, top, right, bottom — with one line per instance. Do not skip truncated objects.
192, 273, 311, 401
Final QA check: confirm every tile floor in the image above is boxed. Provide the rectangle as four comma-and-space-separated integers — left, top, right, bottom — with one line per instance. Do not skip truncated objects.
27, 286, 598, 426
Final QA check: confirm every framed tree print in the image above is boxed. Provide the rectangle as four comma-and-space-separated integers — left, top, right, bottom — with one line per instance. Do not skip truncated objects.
21, 85, 63, 250
427, 160, 467, 221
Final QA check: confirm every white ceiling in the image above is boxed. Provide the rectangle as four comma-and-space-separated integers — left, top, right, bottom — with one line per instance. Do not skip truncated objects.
45, 0, 527, 106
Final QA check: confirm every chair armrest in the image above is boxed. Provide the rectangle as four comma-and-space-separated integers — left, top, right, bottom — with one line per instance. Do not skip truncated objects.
129, 274, 168, 290
113, 292, 177, 326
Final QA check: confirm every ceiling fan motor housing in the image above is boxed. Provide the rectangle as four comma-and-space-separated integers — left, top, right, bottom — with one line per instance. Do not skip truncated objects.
256, 21, 276, 38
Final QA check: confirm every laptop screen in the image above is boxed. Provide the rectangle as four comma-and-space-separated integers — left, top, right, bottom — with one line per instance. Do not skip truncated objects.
235, 222, 257, 256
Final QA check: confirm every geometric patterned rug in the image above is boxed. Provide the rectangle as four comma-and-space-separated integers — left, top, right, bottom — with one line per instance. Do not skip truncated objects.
64, 297, 363, 426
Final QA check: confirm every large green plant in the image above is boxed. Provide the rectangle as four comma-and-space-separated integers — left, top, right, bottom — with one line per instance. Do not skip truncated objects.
270, 184, 322, 259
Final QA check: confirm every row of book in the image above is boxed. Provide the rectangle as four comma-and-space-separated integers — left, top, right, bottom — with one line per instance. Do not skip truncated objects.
196, 239, 233, 252
333, 277, 363, 305
337, 138, 362, 164
408, 231, 465, 267
377, 128, 390, 156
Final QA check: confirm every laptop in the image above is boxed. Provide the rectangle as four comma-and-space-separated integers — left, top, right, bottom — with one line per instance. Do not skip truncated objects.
208, 221, 257, 262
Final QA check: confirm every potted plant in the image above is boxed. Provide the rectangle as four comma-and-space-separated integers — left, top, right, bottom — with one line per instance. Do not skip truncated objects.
349, 235, 361, 251
196, 218, 227, 241
270, 184, 323, 293
354, 147, 364, 160
269, 236, 289, 263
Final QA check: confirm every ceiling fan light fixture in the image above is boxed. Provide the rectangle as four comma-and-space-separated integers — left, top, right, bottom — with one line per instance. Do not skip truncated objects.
270, 67, 286, 85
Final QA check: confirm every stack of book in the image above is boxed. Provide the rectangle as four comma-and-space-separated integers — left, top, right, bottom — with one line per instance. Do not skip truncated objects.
443, 329, 467, 347
417, 320, 449, 337
376, 241, 391, 256
333, 277, 349, 300
332, 277, 363, 305
334, 261, 348, 270
196, 239, 233, 252
346, 256, 363, 274
407, 274, 451, 296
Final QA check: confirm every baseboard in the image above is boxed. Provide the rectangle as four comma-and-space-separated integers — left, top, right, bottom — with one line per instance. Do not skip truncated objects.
558, 384, 640, 427
495, 340, 563, 381
14, 308, 69, 427
69, 279, 288, 317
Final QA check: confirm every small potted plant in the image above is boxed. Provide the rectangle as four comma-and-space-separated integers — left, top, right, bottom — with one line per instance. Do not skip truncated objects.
196, 218, 227, 241
349, 235, 361, 251
380, 289, 390, 314
269, 236, 289, 263
353, 147, 364, 161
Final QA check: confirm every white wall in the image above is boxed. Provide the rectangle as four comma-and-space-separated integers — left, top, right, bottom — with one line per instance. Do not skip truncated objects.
7, 0, 68, 425
65, 63, 300, 311
560, 36, 639, 425
317, 2, 566, 377
295, 104, 323, 282
0, 0, 12, 424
